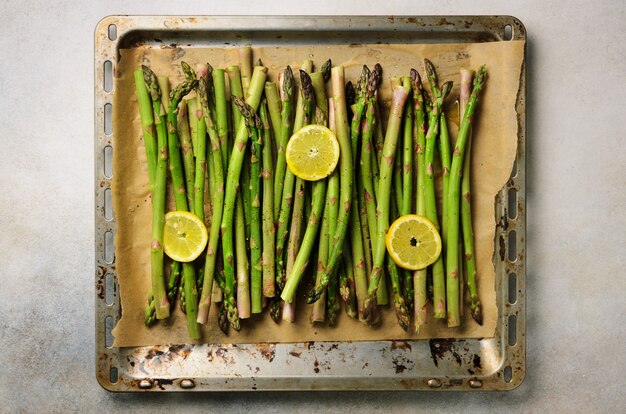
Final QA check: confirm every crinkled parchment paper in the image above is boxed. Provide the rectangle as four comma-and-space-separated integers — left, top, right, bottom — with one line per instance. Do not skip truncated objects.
112, 40, 524, 347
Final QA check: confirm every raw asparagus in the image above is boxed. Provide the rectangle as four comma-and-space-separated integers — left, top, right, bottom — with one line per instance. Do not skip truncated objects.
446, 66, 487, 327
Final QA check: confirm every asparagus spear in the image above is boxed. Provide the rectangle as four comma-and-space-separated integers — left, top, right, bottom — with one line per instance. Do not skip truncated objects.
357, 170, 373, 279
362, 78, 411, 320
193, 66, 208, 223
276, 60, 312, 293
157, 76, 171, 113
166, 77, 201, 338
459, 68, 482, 325
144, 260, 182, 326
177, 100, 196, 209
327, 98, 346, 306
264, 81, 282, 157
246, 108, 262, 318
351, 224, 369, 321
349, 67, 374, 288
196, 65, 227, 325
311, 192, 331, 323
426, 63, 450, 317
235, 92, 252, 322
226, 65, 244, 153
310, 69, 329, 124
372, 94, 385, 169
304, 66, 353, 305
309, 65, 333, 322
213, 68, 229, 167
259, 100, 275, 314
242, 147, 252, 243
398, 76, 415, 314
422, 59, 452, 320
220, 67, 268, 329
135, 69, 171, 323
439, 113, 452, 249
133, 70, 157, 193
228, 66, 251, 258
410, 69, 427, 214
282, 179, 327, 304
359, 68, 382, 259
239, 46, 253, 92
356, 163, 384, 311
392, 124, 404, 225
409, 68, 429, 331
142, 66, 170, 320
355, 68, 391, 308
401, 78, 414, 218
326, 100, 340, 259
351, 65, 371, 149
447, 66, 487, 327
187, 99, 199, 154
282, 179, 305, 321
235, 192, 251, 319
280, 70, 329, 306
389, 194, 410, 331
273, 67, 295, 222
182, 63, 203, 209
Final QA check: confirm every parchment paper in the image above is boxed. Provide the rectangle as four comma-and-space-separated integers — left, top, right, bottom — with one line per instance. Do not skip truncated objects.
112, 40, 524, 347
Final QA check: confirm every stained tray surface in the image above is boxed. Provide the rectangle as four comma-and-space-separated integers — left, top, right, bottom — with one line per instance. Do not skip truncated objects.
95, 15, 526, 391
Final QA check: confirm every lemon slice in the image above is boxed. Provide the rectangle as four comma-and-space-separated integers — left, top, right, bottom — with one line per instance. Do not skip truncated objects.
385, 214, 442, 270
163, 211, 208, 262
285, 124, 340, 181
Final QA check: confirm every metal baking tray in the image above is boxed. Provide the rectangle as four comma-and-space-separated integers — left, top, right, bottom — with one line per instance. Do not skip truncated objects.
95, 15, 526, 391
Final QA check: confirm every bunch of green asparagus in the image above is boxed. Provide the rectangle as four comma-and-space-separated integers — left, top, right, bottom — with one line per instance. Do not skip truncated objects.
135, 47, 487, 338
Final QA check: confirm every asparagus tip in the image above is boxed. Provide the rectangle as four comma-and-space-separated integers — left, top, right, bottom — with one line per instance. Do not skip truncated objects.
339, 284, 351, 304
441, 81, 454, 98
227, 303, 241, 331
306, 287, 323, 304
269, 299, 283, 323
232, 95, 255, 126
394, 299, 410, 332
282, 66, 295, 99
424, 58, 436, 78
356, 65, 371, 97
475, 65, 488, 85
345, 81, 356, 106
170, 79, 198, 107
321, 58, 332, 82
361, 294, 377, 322
218, 302, 229, 334
471, 302, 483, 325
299, 69, 313, 100
141, 65, 160, 100
181, 61, 197, 81
366, 63, 382, 99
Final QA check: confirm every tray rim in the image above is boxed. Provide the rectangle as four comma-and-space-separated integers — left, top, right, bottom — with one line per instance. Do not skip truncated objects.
94, 14, 526, 392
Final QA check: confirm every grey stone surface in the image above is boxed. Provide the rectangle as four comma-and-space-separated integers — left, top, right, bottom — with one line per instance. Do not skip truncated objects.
0, 0, 624, 412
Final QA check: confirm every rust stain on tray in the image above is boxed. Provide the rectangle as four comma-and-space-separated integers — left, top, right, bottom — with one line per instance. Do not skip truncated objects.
429, 339, 463, 367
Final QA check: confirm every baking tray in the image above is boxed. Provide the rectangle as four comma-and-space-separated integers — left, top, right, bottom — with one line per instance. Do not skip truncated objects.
95, 15, 526, 391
